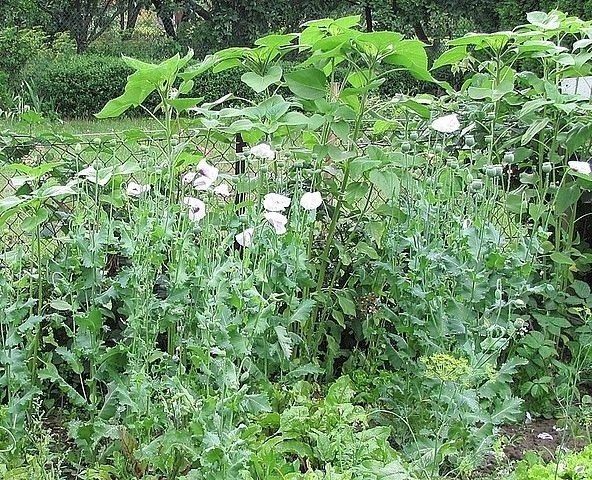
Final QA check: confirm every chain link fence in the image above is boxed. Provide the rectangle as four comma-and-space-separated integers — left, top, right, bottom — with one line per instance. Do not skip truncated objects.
0, 132, 242, 267
0, 128, 522, 273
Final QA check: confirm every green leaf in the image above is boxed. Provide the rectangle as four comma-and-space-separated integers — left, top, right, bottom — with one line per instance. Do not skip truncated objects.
38, 185, 77, 198
333, 15, 362, 29
274, 325, 293, 360
254, 33, 298, 48
369, 169, 400, 198
178, 79, 194, 94
278, 111, 310, 127
489, 396, 523, 425
74, 308, 102, 332
521, 118, 550, 145
399, 99, 431, 118
9, 161, 63, 178
286, 363, 324, 378
241, 66, 282, 93
566, 123, 592, 156
356, 241, 379, 259
330, 120, 349, 143
345, 182, 371, 205
572, 280, 591, 299
95, 75, 156, 118
355, 31, 404, 52
285, 68, 327, 100
276, 439, 314, 458
448, 32, 511, 50
166, 97, 204, 111
290, 299, 316, 324
0, 195, 27, 212
96, 52, 194, 118
326, 375, 355, 405
179, 54, 219, 80
55, 346, 83, 375
21, 207, 49, 233
384, 39, 433, 81
550, 251, 574, 265
336, 293, 356, 316
38, 363, 86, 406
241, 393, 272, 414
212, 57, 242, 73
431, 45, 467, 70
554, 183, 581, 215
18, 314, 42, 333
527, 11, 560, 30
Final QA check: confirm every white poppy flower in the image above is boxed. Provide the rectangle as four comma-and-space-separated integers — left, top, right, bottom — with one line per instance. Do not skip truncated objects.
182, 171, 197, 184
193, 160, 219, 190
264, 212, 288, 235
77, 165, 112, 186
431, 113, 460, 133
568, 160, 592, 175
213, 183, 231, 197
250, 143, 275, 160
183, 196, 206, 222
235, 227, 254, 247
300, 191, 323, 210
77, 166, 96, 178
182, 160, 219, 190
126, 181, 151, 196
263, 193, 291, 212
537, 432, 553, 440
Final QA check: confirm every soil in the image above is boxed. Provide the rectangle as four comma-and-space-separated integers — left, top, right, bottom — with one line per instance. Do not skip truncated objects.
478, 417, 589, 477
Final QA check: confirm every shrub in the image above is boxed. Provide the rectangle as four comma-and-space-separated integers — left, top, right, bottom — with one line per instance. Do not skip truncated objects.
24, 53, 256, 118
29, 54, 131, 118
87, 30, 181, 62
0, 70, 9, 109
191, 67, 254, 103
0, 26, 47, 83
50, 31, 77, 57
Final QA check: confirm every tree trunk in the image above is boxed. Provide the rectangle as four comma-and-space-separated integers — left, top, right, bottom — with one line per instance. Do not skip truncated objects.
364, 3, 373, 32
153, 0, 177, 38
413, 22, 429, 44
125, 0, 142, 31
160, 14, 177, 37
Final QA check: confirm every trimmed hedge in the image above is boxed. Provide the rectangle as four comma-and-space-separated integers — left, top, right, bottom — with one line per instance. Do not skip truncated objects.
192, 68, 257, 103
30, 55, 131, 118
27, 54, 255, 118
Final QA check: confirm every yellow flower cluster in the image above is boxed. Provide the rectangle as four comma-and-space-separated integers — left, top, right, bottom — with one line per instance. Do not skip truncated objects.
421, 352, 472, 382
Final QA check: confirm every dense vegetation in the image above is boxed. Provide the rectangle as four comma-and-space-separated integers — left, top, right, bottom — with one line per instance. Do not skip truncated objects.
1, 6, 592, 480
2, 0, 592, 117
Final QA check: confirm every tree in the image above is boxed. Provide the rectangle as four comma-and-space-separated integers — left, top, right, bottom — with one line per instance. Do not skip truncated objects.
496, 0, 592, 28
156, 0, 343, 57
34, 0, 127, 52
343, 0, 500, 46
0, 0, 48, 28
119, 0, 152, 33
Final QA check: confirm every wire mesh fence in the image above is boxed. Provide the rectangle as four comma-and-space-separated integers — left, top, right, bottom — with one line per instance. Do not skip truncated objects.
0, 132, 241, 267
0, 128, 522, 273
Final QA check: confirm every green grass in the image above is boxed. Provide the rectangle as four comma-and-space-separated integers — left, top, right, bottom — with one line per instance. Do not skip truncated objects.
0, 117, 162, 136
